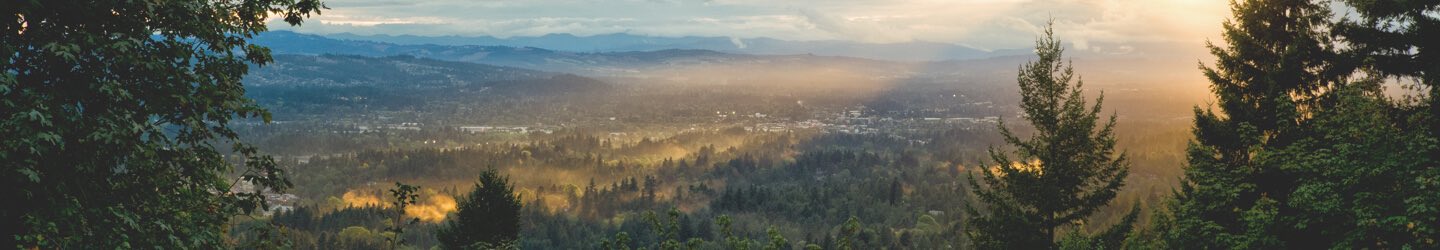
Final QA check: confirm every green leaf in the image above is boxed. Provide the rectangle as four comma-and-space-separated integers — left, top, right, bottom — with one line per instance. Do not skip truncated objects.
18, 168, 40, 182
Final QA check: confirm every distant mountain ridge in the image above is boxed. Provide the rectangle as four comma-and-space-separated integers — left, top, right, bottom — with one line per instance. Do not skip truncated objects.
244, 54, 613, 116
315, 31, 1029, 62
253, 31, 921, 77
246, 54, 553, 88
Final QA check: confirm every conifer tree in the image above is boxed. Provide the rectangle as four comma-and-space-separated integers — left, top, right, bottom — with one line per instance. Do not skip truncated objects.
1157, 0, 1340, 248
1337, 1, 1440, 134
1149, 0, 1440, 248
1334, 2, 1440, 245
966, 22, 1131, 249
437, 168, 523, 249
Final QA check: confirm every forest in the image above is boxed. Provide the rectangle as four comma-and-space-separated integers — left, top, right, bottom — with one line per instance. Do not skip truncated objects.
3, 0, 1438, 249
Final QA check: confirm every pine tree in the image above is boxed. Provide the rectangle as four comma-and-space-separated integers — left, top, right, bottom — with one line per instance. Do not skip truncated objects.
437, 168, 523, 249
965, 22, 1131, 249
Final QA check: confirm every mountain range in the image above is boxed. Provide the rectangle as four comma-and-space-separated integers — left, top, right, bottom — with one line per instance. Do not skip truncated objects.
320, 32, 1029, 62
252, 31, 952, 78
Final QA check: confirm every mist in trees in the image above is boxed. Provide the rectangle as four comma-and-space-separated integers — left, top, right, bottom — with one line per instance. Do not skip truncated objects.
5, 0, 1440, 249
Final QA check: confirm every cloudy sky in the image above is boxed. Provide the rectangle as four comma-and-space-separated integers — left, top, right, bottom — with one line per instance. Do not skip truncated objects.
271, 0, 1230, 52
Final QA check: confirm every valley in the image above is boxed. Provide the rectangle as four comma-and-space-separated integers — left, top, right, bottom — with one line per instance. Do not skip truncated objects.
229, 34, 1196, 249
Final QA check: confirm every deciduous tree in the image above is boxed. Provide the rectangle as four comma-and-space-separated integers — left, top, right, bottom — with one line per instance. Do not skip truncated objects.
2, 0, 321, 247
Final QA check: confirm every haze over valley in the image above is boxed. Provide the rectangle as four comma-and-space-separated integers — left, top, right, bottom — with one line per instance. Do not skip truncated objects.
12, 1, 1435, 249
230, 28, 1203, 248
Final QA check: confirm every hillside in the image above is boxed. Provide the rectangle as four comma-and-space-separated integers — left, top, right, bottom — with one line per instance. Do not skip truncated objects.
244, 54, 610, 119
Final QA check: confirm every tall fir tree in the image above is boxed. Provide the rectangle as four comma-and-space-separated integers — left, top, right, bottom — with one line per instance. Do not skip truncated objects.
1160, 0, 1340, 248
1149, 0, 1440, 248
437, 168, 523, 249
966, 22, 1132, 249
1335, 1, 1440, 245
1337, 0, 1440, 135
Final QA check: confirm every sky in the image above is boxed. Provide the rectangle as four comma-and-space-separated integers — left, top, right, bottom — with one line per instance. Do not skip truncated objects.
270, 0, 1230, 52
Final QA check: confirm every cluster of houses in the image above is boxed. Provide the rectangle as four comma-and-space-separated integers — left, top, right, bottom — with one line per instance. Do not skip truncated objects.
334, 122, 561, 135
747, 120, 824, 133
920, 116, 1000, 124
744, 120, 881, 134
742, 107, 1000, 135
456, 125, 556, 134
350, 122, 423, 133
715, 111, 770, 118
229, 181, 301, 216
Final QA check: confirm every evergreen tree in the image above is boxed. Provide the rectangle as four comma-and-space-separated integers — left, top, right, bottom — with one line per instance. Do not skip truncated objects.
1335, 2, 1440, 245
1151, 0, 1440, 248
437, 168, 523, 249
1337, 0, 1440, 134
966, 22, 1132, 249
1157, 0, 1339, 248
888, 179, 902, 205
2, 0, 321, 247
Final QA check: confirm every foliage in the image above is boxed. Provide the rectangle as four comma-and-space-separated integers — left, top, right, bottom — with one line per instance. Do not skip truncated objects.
236, 221, 296, 250
966, 22, 1132, 249
267, 205, 442, 249
1337, 0, 1440, 118
436, 169, 523, 249
1, 0, 322, 247
339, 226, 384, 249
259, 127, 1032, 249
764, 226, 789, 250
837, 216, 861, 250
1335, 3, 1440, 245
386, 182, 421, 249
593, 210, 863, 250
1146, 0, 1440, 248
1057, 204, 1139, 250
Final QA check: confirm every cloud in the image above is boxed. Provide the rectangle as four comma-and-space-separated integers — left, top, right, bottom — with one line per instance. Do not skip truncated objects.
273, 0, 1229, 53
315, 14, 446, 27
798, 9, 915, 43
729, 36, 747, 49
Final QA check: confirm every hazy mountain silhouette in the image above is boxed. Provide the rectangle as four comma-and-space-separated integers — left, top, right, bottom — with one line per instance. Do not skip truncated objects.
315, 31, 1029, 62
254, 31, 920, 77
